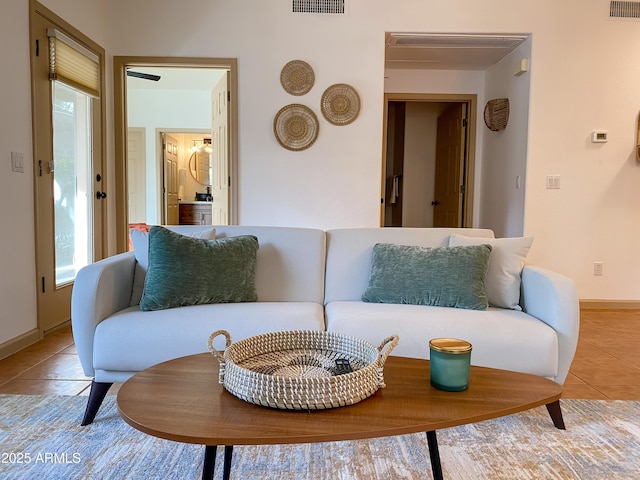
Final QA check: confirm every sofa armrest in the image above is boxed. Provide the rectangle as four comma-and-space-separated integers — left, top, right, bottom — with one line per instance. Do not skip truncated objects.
71, 252, 136, 377
520, 265, 580, 385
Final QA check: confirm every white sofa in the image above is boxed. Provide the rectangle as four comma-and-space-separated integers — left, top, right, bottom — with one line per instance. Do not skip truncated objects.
71, 226, 579, 426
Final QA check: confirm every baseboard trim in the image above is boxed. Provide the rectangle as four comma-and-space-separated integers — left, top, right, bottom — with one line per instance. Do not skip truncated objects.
580, 299, 640, 310
0, 328, 41, 361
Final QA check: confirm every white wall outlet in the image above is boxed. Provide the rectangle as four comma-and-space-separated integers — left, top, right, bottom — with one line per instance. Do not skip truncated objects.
11, 152, 24, 173
546, 175, 561, 189
593, 262, 604, 276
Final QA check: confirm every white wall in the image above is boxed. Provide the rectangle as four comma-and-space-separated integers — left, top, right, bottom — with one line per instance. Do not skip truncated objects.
4, 0, 640, 348
481, 37, 532, 238
520, 6, 640, 299
0, 0, 38, 345
109, 0, 386, 230
104, 0, 640, 299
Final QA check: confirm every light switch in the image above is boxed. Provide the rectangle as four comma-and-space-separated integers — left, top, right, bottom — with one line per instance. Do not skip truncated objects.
546, 175, 561, 189
11, 152, 24, 173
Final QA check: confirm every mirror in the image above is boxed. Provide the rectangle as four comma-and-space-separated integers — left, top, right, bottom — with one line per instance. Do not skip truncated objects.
189, 140, 212, 186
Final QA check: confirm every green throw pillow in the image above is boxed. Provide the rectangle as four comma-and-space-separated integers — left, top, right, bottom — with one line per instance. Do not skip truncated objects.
139, 226, 259, 311
361, 243, 492, 310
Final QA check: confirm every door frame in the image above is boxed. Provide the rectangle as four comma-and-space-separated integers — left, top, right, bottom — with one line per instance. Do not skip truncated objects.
113, 56, 238, 253
381, 93, 477, 227
29, 0, 107, 334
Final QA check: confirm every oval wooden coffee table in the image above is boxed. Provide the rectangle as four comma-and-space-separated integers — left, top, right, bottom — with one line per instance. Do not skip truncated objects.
117, 353, 563, 480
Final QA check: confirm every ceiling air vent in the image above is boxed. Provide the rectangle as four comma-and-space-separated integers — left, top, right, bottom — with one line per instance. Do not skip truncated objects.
292, 0, 345, 14
387, 33, 526, 49
610, 1, 640, 18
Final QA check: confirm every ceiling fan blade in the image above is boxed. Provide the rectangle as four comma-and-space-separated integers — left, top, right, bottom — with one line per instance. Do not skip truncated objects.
126, 71, 161, 81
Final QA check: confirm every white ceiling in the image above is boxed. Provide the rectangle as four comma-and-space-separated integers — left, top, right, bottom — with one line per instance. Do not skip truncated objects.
385, 33, 528, 71
126, 67, 227, 90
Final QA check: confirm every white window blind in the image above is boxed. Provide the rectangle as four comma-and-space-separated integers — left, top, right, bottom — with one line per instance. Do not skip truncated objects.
47, 28, 100, 98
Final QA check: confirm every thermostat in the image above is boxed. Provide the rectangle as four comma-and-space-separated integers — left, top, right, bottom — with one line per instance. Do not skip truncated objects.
591, 131, 608, 143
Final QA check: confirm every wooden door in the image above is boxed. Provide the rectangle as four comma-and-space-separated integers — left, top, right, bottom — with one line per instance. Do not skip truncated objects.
163, 133, 179, 225
211, 73, 229, 225
127, 128, 146, 223
433, 104, 466, 227
30, 4, 106, 333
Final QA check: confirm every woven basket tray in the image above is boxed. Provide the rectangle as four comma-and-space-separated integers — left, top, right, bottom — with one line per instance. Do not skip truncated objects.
208, 330, 399, 410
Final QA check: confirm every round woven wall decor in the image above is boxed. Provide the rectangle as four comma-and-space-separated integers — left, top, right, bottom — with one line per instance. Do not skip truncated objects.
280, 60, 315, 96
321, 83, 361, 126
273, 104, 319, 151
484, 98, 510, 131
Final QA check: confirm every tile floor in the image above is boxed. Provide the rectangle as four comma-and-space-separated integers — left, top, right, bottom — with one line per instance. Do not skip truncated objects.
0, 309, 639, 400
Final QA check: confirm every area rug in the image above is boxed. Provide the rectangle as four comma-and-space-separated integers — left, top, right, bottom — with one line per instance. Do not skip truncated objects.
1, 395, 639, 479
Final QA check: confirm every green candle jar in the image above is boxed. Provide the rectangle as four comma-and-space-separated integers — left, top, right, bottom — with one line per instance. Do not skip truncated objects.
428, 338, 472, 392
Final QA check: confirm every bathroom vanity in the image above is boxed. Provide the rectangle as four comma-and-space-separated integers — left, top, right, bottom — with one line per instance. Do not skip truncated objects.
179, 202, 212, 225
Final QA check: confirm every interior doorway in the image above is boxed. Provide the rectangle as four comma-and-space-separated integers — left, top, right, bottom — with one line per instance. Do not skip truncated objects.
381, 93, 477, 228
114, 57, 238, 253
152, 130, 212, 225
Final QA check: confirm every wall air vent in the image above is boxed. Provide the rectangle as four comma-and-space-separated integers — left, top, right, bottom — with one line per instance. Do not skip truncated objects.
293, 0, 345, 14
610, 1, 640, 18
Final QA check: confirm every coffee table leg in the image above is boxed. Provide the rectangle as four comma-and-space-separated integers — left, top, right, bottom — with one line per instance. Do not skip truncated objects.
202, 445, 217, 480
223, 445, 234, 479
426, 431, 443, 480
545, 400, 566, 430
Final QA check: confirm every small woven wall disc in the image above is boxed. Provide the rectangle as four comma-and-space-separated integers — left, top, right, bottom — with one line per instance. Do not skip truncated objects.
273, 104, 319, 151
321, 83, 361, 126
280, 60, 315, 96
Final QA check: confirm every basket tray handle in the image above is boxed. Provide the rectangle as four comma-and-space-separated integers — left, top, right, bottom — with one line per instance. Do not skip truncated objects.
376, 335, 399, 388
208, 330, 232, 384
377, 335, 399, 365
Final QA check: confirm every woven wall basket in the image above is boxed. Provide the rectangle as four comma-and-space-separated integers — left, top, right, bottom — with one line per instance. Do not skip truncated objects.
321, 83, 361, 126
280, 60, 315, 96
208, 330, 399, 410
484, 98, 510, 131
273, 104, 319, 151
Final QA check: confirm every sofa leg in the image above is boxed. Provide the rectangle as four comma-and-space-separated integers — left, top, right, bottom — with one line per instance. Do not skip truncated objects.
81, 381, 113, 426
545, 400, 566, 430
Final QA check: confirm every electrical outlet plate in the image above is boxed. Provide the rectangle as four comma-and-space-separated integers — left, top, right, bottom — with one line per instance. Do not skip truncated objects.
11, 152, 24, 173
546, 175, 561, 189
593, 262, 603, 276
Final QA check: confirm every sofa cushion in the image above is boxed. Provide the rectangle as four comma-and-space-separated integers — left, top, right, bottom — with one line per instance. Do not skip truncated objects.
94, 302, 325, 376
139, 227, 258, 311
449, 234, 533, 310
361, 243, 492, 310
325, 301, 558, 379
129, 226, 216, 306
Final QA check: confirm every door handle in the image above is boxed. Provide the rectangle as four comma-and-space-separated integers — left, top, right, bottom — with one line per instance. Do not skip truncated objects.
96, 191, 107, 199
431, 200, 440, 206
